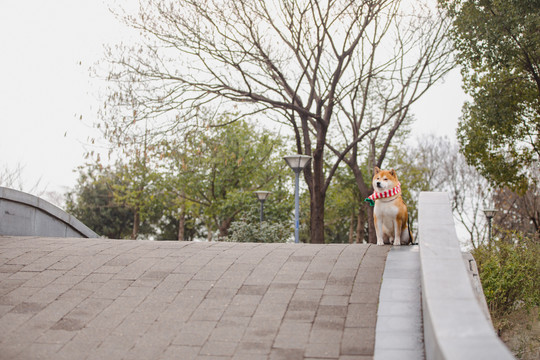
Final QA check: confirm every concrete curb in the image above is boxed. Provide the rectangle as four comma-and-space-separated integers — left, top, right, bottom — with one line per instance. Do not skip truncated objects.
374, 245, 424, 360
418, 192, 514, 360
0, 187, 98, 238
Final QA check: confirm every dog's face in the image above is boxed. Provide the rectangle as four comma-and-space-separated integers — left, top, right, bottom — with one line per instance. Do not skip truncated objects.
372, 167, 398, 193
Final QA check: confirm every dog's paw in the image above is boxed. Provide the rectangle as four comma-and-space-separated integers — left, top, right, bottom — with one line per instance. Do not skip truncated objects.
376, 240, 385, 246
393, 239, 401, 246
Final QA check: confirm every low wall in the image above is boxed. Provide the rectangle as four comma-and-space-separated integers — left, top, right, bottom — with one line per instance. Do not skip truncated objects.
418, 192, 514, 360
0, 187, 98, 238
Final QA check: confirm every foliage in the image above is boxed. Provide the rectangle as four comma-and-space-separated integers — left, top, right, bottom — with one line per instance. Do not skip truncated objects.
226, 212, 292, 243
111, 147, 163, 239
441, 0, 540, 190
72, 115, 295, 241
65, 166, 135, 239
153, 214, 201, 241
160, 119, 293, 240
472, 232, 540, 317
320, 166, 360, 243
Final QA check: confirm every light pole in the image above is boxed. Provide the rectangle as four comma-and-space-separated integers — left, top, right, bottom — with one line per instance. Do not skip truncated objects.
483, 208, 497, 245
283, 155, 312, 243
254, 191, 271, 223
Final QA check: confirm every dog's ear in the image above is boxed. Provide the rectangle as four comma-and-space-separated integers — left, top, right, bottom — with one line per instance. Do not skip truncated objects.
374, 167, 380, 175
390, 169, 397, 179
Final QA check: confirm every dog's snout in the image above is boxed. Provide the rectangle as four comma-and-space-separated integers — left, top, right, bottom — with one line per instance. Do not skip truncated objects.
376, 181, 382, 188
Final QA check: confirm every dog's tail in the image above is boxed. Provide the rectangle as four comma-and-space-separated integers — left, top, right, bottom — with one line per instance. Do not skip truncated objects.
407, 216, 416, 245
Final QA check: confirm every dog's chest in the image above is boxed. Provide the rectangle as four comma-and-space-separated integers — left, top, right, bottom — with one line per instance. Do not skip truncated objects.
374, 200, 399, 219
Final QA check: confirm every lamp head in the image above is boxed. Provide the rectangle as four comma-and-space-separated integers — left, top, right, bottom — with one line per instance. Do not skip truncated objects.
283, 155, 312, 172
483, 208, 497, 219
254, 191, 271, 201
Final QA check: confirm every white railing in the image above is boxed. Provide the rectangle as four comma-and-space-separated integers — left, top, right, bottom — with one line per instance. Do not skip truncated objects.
418, 192, 514, 360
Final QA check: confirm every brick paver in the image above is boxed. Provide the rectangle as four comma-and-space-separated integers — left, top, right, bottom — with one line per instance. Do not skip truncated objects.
0, 236, 389, 359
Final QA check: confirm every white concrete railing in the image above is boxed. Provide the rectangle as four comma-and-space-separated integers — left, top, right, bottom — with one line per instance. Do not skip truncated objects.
0, 187, 98, 238
418, 192, 514, 360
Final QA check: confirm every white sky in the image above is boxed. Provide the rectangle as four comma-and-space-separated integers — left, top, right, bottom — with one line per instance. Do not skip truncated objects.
0, 0, 124, 198
0, 0, 467, 203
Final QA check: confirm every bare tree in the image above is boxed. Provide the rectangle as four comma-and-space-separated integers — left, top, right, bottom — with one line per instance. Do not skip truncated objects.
0, 163, 45, 196
0, 164, 26, 190
401, 134, 492, 248
103, 0, 453, 243
324, 2, 454, 242
494, 173, 540, 241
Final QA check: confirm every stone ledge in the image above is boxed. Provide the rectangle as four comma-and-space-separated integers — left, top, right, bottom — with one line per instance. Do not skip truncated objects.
0, 187, 98, 238
418, 192, 514, 360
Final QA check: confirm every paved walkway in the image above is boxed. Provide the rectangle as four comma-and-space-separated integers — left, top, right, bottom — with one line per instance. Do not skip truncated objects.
0, 236, 390, 360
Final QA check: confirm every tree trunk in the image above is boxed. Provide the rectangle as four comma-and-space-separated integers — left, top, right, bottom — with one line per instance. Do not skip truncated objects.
177, 199, 186, 241
350, 164, 377, 244
132, 211, 140, 240
310, 189, 325, 244
356, 207, 366, 243
178, 215, 185, 241
308, 143, 326, 244
207, 225, 213, 242
349, 211, 356, 244
218, 217, 234, 240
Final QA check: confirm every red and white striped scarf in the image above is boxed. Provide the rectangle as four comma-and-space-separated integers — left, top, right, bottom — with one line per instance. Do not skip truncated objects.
366, 182, 401, 203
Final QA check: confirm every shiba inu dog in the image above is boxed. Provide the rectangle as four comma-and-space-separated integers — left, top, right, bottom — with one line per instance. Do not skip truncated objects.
366, 167, 412, 246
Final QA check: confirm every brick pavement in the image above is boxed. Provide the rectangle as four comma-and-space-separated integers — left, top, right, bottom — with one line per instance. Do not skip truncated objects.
0, 236, 389, 360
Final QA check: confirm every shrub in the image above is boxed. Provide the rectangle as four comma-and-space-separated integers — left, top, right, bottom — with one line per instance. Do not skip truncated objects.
472, 232, 540, 317
226, 220, 292, 243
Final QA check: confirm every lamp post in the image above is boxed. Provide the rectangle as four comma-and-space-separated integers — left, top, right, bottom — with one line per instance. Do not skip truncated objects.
283, 155, 312, 243
254, 191, 271, 223
483, 208, 497, 245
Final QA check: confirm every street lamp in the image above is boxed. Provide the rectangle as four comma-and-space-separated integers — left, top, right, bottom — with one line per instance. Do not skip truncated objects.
483, 208, 497, 245
283, 155, 312, 243
254, 191, 271, 223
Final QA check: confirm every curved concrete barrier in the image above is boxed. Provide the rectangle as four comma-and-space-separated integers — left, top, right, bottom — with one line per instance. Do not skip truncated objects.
418, 192, 514, 360
0, 187, 98, 238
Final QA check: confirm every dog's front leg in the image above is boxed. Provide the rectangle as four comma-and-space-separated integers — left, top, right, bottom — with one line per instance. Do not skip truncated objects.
374, 216, 385, 246
393, 219, 401, 246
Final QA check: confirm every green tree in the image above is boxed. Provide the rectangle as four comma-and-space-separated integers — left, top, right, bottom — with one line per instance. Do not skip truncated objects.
66, 165, 134, 239
322, 166, 361, 244
91, 81, 166, 239
110, 127, 163, 239
162, 119, 293, 240
441, 0, 540, 189
154, 213, 202, 241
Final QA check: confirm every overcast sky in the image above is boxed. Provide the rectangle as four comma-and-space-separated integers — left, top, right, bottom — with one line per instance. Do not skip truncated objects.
0, 0, 467, 203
